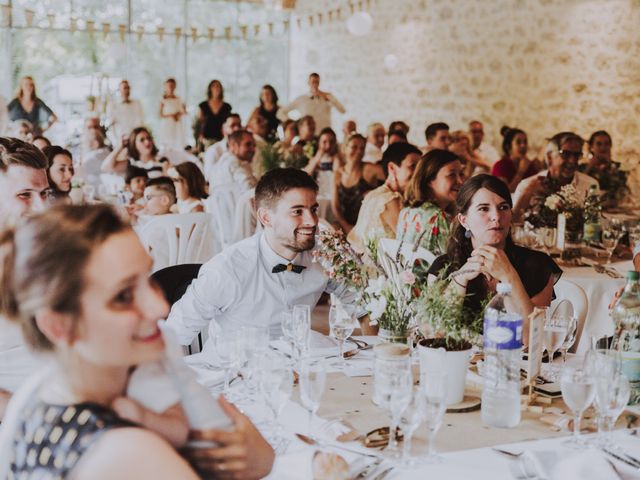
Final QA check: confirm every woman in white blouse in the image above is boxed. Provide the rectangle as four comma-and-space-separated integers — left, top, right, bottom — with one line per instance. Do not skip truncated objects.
102, 127, 169, 178
169, 162, 207, 213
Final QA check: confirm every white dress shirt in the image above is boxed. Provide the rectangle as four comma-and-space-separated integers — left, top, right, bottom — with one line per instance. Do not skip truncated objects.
363, 142, 383, 164
166, 232, 362, 353
512, 169, 599, 208
210, 151, 256, 193
0, 95, 8, 135
107, 99, 145, 142
277, 93, 346, 131
474, 141, 501, 169
0, 315, 43, 393
203, 140, 228, 182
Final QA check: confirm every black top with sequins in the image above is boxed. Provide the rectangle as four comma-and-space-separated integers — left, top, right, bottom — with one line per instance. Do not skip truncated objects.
9, 400, 134, 479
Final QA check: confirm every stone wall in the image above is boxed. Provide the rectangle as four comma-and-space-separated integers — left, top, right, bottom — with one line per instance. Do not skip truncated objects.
287, 0, 640, 189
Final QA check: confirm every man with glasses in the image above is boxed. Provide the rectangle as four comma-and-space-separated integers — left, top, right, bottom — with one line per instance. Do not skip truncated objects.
513, 131, 599, 220
0, 137, 51, 418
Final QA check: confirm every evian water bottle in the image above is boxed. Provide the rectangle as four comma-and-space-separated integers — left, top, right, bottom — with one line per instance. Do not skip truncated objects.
481, 282, 523, 428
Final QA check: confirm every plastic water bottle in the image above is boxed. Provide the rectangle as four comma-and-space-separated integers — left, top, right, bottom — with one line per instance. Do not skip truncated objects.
481, 282, 523, 428
611, 271, 640, 404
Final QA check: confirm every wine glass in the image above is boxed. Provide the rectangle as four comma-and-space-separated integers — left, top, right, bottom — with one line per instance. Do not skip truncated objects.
329, 304, 355, 368
601, 219, 626, 263
292, 304, 311, 359
561, 364, 596, 448
543, 316, 568, 379
299, 358, 326, 429
241, 326, 270, 400
421, 373, 448, 463
281, 311, 295, 355
399, 387, 424, 466
214, 329, 242, 394
260, 353, 294, 442
377, 366, 412, 457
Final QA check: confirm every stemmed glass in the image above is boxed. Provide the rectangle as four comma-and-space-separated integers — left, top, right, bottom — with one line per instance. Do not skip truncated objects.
601, 219, 626, 263
241, 326, 270, 400
591, 349, 631, 448
260, 352, 294, 443
399, 387, 424, 466
329, 304, 355, 368
558, 316, 578, 366
421, 373, 448, 463
214, 329, 243, 394
376, 357, 412, 457
292, 304, 311, 360
560, 364, 596, 448
281, 311, 295, 356
543, 316, 568, 380
299, 358, 326, 429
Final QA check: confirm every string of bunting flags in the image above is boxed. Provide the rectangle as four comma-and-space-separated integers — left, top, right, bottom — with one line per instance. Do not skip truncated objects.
0, 0, 374, 42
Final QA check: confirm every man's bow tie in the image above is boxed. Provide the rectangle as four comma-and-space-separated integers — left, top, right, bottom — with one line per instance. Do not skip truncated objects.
272, 263, 306, 274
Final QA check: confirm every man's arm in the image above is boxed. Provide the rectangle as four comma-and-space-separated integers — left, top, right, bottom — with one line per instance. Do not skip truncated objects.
326, 93, 346, 114
165, 262, 237, 346
276, 95, 302, 122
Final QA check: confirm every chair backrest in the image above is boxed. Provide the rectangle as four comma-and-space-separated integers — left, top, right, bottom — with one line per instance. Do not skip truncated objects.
204, 184, 240, 250
99, 173, 125, 194
378, 237, 437, 267
551, 278, 588, 354
139, 213, 215, 271
231, 188, 257, 244
151, 264, 205, 354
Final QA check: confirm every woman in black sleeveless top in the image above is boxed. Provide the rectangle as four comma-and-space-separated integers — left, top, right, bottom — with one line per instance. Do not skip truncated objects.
195, 79, 232, 149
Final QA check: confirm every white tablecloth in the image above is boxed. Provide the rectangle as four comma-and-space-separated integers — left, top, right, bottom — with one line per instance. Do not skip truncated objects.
562, 260, 632, 343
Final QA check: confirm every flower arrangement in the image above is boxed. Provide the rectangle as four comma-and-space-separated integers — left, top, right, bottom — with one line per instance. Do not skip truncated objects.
313, 229, 426, 335
261, 143, 308, 173
525, 182, 585, 232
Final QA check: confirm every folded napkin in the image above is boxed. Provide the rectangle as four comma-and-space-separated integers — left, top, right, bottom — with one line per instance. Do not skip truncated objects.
184, 352, 227, 388
271, 331, 340, 359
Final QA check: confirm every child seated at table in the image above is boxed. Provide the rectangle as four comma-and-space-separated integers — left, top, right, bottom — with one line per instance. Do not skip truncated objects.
125, 165, 149, 204
140, 176, 176, 218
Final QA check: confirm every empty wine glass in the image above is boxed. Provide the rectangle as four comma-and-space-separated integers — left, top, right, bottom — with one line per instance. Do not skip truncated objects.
260, 353, 294, 441
281, 311, 295, 355
241, 326, 270, 399
299, 358, 326, 429
601, 220, 626, 263
543, 316, 569, 380
292, 304, 311, 359
421, 373, 448, 463
215, 329, 242, 394
329, 304, 355, 368
385, 371, 413, 458
561, 364, 596, 448
399, 387, 424, 466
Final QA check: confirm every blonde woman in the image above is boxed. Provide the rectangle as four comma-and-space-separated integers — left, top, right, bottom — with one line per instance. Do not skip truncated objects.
7, 76, 57, 135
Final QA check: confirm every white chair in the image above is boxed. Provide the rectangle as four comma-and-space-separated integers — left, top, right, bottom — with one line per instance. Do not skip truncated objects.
378, 237, 437, 267
231, 188, 257, 243
551, 279, 588, 354
204, 184, 240, 250
99, 173, 125, 195
139, 213, 216, 272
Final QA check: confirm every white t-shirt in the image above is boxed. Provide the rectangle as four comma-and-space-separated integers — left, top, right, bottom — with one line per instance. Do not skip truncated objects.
0, 315, 44, 393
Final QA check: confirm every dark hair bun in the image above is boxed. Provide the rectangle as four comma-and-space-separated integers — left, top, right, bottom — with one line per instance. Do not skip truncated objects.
500, 126, 511, 137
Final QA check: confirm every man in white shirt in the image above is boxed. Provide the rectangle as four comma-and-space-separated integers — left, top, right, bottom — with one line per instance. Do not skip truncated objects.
203, 113, 242, 181
166, 168, 367, 354
362, 122, 386, 164
209, 129, 257, 193
107, 80, 145, 145
0, 137, 50, 418
247, 112, 270, 180
513, 132, 599, 220
422, 122, 452, 152
0, 95, 8, 135
277, 73, 345, 131
469, 120, 500, 171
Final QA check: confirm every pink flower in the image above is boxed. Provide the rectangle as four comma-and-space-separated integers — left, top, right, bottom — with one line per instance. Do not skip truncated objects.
432, 225, 439, 236
399, 270, 416, 286
415, 222, 422, 233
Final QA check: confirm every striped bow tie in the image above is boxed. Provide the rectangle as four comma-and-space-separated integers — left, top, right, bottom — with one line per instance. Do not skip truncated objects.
272, 263, 306, 274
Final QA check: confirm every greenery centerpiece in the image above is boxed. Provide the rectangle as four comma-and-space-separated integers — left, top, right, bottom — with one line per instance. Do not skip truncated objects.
261, 143, 308, 173
313, 229, 427, 342
525, 183, 585, 243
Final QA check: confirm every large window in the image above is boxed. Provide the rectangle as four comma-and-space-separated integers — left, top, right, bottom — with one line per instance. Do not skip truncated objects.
1, 0, 290, 145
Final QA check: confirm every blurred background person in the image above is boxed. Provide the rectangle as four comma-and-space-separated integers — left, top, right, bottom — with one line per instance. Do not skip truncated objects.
363, 122, 386, 164
492, 126, 540, 192
159, 78, 187, 150
43, 145, 74, 202
7, 76, 57, 136
107, 80, 144, 147
169, 162, 207, 213
195, 79, 232, 151
250, 84, 280, 143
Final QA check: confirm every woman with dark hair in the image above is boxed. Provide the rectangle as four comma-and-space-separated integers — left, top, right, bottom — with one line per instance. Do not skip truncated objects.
332, 133, 383, 234
7, 76, 57, 135
304, 127, 342, 198
168, 162, 207, 213
251, 85, 280, 143
43, 145, 75, 201
102, 127, 169, 178
427, 174, 561, 331
195, 80, 232, 149
0, 204, 274, 479
397, 149, 464, 255
491, 126, 540, 192
579, 130, 628, 205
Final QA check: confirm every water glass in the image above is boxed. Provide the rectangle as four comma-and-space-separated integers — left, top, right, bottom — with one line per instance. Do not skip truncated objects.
561, 365, 596, 448
214, 329, 243, 394
421, 373, 448, 463
328, 304, 355, 368
299, 358, 326, 428
260, 352, 294, 440
543, 316, 569, 379
399, 387, 424, 465
292, 304, 311, 359
558, 316, 578, 365
543, 227, 557, 253
281, 311, 295, 354
241, 326, 270, 398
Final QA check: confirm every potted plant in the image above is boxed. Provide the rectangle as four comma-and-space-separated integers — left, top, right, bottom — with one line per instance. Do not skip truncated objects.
415, 276, 484, 405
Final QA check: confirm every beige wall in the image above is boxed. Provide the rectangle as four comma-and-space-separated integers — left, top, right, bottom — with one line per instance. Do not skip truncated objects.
288, 0, 640, 187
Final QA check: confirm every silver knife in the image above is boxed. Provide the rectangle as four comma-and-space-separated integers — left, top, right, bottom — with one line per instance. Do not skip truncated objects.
603, 448, 640, 470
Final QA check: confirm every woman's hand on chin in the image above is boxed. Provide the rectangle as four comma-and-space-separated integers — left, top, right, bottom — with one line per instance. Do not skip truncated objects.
471, 245, 517, 284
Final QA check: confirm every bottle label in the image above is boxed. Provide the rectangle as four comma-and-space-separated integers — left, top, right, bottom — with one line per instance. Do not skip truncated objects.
484, 314, 523, 350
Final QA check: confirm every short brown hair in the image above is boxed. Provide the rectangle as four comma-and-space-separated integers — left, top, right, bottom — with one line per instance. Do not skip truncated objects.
0, 204, 129, 351
0, 136, 48, 173
405, 149, 461, 208
145, 177, 176, 204
255, 168, 318, 210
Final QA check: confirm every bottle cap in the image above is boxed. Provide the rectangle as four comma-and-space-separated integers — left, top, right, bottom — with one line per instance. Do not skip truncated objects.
496, 282, 512, 294
627, 271, 639, 281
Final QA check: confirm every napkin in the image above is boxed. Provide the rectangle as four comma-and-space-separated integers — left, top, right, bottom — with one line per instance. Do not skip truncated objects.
510, 449, 625, 480
184, 352, 227, 388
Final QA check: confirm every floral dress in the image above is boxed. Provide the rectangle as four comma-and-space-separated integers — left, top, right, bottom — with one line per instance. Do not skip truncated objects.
396, 202, 450, 256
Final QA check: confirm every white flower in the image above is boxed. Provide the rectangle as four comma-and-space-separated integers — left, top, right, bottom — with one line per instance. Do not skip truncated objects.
366, 296, 387, 321
544, 195, 562, 211
365, 275, 387, 296
399, 270, 416, 286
